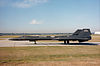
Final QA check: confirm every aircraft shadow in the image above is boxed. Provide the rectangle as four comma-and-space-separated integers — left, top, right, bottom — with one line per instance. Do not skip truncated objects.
61, 43, 98, 45
25, 42, 99, 45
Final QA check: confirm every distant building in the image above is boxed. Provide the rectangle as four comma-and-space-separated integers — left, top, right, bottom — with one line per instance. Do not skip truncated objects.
94, 32, 100, 34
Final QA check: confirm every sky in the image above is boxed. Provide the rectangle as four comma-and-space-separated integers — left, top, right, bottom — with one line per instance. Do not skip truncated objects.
0, 0, 100, 33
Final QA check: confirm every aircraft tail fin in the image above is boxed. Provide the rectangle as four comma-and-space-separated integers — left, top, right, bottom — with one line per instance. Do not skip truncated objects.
73, 29, 91, 38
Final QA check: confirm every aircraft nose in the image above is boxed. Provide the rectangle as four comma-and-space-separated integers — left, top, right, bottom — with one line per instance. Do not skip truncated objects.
9, 38, 15, 40
9, 38, 18, 41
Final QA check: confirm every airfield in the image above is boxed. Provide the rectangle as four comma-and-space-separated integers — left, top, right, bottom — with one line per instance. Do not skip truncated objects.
0, 35, 100, 66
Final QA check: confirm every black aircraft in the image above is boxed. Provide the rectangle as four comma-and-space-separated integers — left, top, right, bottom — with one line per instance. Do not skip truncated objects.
9, 29, 91, 44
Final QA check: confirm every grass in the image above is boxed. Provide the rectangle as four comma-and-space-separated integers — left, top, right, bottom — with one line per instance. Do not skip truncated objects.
0, 46, 100, 66
0, 39, 5, 40
0, 35, 20, 38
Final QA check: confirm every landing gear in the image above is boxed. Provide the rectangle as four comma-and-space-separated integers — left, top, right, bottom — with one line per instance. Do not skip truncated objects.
64, 40, 69, 44
67, 40, 69, 44
34, 41, 36, 44
64, 40, 66, 44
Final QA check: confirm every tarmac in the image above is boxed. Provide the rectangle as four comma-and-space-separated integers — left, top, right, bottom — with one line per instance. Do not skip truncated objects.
0, 38, 100, 47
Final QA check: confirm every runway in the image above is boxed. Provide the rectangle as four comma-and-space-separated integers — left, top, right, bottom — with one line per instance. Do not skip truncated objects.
0, 39, 100, 47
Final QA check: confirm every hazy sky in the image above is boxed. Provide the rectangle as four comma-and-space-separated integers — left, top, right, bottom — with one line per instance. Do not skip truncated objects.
0, 0, 100, 33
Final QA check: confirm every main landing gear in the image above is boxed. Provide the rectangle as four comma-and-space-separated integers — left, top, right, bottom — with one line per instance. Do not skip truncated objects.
34, 41, 37, 44
64, 40, 69, 44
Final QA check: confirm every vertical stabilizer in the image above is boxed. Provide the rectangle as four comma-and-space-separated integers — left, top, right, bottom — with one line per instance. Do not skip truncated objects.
72, 29, 91, 38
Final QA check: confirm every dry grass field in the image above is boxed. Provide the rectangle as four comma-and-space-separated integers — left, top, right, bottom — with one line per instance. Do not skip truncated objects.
0, 35, 20, 38
0, 46, 100, 66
